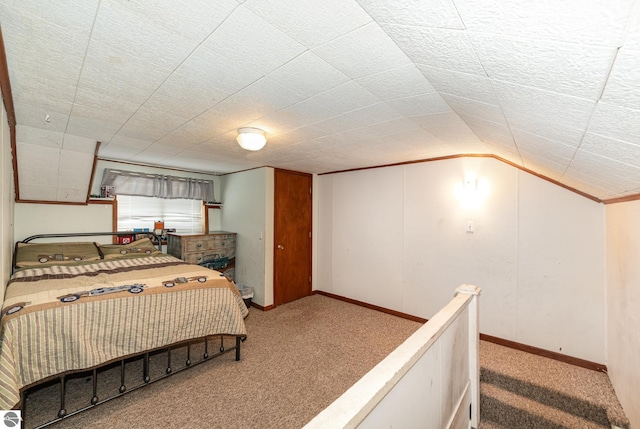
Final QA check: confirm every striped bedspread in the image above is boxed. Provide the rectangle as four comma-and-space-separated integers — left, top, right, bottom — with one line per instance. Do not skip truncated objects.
0, 255, 248, 410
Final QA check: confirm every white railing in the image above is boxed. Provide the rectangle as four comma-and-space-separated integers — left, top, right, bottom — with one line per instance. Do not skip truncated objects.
303, 285, 481, 429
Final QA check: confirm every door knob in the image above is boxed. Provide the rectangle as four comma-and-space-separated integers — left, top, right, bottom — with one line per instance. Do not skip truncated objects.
277, 244, 284, 250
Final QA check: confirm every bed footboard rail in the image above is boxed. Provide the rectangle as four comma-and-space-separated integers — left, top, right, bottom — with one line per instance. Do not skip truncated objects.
21, 334, 245, 429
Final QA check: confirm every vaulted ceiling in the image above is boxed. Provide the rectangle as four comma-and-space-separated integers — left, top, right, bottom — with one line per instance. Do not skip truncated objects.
1, 0, 639, 202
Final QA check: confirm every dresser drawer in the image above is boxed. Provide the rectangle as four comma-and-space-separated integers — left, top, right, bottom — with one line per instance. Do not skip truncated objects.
185, 238, 213, 253
212, 235, 233, 249
182, 251, 219, 264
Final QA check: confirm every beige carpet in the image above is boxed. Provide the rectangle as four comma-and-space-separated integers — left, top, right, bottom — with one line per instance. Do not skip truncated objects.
24, 294, 421, 428
478, 341, 629, 429
23, 294, 629, 429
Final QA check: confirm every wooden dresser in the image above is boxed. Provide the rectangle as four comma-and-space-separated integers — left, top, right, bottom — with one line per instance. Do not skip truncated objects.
167, 231, 237, 280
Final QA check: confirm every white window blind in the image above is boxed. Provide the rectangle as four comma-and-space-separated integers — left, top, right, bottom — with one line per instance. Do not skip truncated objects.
117, 195, 204, 234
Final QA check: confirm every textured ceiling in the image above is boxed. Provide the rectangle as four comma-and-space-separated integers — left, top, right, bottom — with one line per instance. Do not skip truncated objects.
2, 0, 640, 201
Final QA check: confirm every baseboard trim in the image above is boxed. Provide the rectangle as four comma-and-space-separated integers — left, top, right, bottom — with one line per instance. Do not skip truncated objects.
316, 290, 428, 323
250, 302, 275, 311
480, 334, 607, 373
316, 290, 607, 373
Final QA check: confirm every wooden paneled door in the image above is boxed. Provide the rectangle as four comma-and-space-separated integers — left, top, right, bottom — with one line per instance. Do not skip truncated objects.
274, 169, 312, 306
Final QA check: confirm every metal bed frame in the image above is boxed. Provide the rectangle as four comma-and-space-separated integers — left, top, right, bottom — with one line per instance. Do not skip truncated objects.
10, 232, 247, 428
21, 336, 243, 428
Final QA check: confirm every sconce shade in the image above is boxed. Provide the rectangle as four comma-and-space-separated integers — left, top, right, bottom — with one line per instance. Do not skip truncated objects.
237, 127, 267, 151
456, 172, 488, 209
464, 173, 477, 191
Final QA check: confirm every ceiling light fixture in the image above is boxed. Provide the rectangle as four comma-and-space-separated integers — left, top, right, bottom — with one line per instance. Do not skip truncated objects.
237, 127, 267, 151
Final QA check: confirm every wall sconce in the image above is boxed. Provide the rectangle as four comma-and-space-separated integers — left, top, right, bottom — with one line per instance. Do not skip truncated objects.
237, 127, 267, 151
455, 172, 488, 209
464, 173, 477, 192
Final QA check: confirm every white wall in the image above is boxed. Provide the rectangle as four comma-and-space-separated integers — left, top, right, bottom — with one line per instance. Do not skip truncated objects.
13, 160, 223, 243
13, 202, 114, 243
16, 125, 96, 203
403, 158, 518, 340
517, 172, 605, 361
208, 206, 222, 231
220, 167, 274, 307
606, 200, 640, 428
316, 157, 606, 363
1, 90, 15, 302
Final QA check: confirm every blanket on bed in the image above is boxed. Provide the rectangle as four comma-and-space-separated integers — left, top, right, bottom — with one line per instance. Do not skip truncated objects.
0, 255, 248, 409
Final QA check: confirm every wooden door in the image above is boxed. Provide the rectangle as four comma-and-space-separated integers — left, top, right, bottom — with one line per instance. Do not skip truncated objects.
274, 169, 312, 305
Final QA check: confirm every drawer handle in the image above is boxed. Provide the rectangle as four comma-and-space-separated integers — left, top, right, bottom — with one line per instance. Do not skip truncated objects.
197, 243, 202, 248
197, 257, 202, 261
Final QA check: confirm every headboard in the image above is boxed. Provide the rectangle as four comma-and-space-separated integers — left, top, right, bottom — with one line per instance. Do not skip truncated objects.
12, 231, 163, 273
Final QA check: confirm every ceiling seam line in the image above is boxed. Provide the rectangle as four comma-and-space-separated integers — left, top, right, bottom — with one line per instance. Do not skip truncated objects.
104, 3, 244, 145
458, 25, 523, 166
363, 11, 489, 154
618, 1, 640, 47
56, 0, 103, 194
558, 46, 621, 180
152, 17, 379, 146
62, 0, 102, 139
309, 12, 373, 50
557, 108, 599, 179
595, 47, 621, 102
144, 45, 321, 148
449, 0, 469, 30
209, 47, 417, 145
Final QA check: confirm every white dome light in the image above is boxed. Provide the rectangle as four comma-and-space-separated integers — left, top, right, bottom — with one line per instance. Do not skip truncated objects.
237, 127, 267, 151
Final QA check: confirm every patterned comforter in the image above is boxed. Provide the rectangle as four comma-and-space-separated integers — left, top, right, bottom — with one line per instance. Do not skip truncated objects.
0, 255, 248, 409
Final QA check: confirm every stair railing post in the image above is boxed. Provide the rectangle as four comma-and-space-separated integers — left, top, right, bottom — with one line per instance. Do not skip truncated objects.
455, 284, 481, 429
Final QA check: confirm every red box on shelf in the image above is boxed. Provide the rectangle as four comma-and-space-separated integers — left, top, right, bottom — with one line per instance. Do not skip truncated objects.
118, 235, 134, 245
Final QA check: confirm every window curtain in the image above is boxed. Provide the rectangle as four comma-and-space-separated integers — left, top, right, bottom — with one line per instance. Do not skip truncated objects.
100, 168, 214, 201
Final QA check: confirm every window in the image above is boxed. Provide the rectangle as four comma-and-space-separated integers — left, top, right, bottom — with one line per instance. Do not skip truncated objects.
117, 195, 204, 234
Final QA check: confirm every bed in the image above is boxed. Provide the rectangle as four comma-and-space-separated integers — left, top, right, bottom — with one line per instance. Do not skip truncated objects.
0, 232, 249, 427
